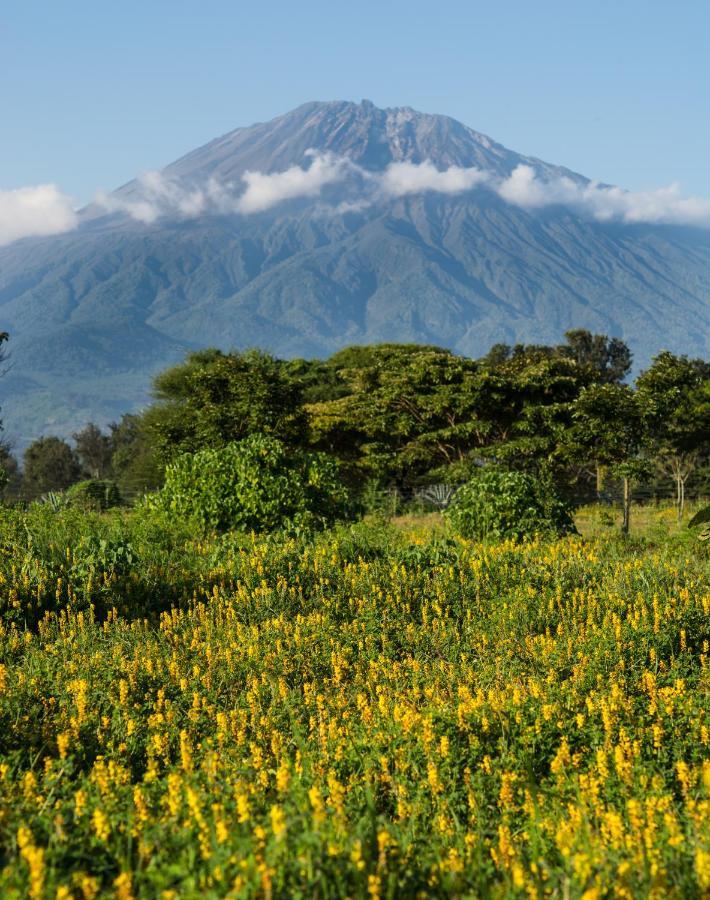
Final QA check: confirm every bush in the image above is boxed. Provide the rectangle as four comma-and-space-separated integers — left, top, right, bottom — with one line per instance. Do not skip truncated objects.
444, 467, 575, 540
65, 479, 122, 511
148, 434, 351, 533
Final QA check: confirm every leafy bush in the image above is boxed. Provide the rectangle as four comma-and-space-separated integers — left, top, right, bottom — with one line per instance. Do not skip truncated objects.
148, 433, 351, 533
65, 479, 122, 511
445, 467, 575, 540
70, 534, 138, 580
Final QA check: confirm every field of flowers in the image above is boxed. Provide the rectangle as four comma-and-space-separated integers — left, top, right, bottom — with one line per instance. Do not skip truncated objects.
0, 508, 708, 897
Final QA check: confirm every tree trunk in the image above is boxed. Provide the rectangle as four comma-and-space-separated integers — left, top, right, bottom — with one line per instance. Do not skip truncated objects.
595, 462, 604, 499
622, 477, 631, 534
679, 477, 686, 523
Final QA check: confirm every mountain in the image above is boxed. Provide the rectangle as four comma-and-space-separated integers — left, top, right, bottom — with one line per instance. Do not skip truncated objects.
1, 99, 709, 450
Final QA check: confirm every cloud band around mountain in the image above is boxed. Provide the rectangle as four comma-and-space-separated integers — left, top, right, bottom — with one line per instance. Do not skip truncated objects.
95, 154, 710, 228
3, 155, 710, 248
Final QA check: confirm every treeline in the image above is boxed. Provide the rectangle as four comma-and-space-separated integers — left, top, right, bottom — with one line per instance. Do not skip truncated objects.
2, 330, 709, 525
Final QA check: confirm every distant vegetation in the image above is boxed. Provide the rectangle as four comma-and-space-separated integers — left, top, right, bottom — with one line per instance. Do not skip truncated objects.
2, 329, 708, 531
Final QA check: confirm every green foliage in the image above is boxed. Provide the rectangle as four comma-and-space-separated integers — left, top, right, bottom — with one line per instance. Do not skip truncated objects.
688, 505, 710, 544
65, 479, 122, 512
569, 383, 647, 469
73, 422, 113, 479
70, 534, 138, 580
149, 434, 351, 533
688, 505, 710, 529
147, 349, 308, 460
22, 435, 82, 496
0, 441, 20, 499
561, 329, 632, 384
108, 413, 164, 496
445, 467, 575, 540
310, 343, 598, 489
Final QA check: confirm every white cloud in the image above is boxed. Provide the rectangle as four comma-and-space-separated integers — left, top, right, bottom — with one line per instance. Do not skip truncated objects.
94, 171, 216, 223
93, 152, 353, 221
496, 164, 710, 226
0, 184, 77, 247
236, 151, 351, 213
11, 156, 705, 242
497, 165, 577, 208
93, 155, 710, 230
379, 159, 489, 197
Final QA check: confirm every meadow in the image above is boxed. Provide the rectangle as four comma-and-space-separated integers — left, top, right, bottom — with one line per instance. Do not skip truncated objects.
0, 504, 707, 898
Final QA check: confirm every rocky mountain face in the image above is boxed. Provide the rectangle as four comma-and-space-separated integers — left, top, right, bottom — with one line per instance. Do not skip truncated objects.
1, 100, 709, 449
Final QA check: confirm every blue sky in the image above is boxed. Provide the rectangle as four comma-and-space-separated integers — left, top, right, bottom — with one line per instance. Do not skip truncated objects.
1, 0, 709, 203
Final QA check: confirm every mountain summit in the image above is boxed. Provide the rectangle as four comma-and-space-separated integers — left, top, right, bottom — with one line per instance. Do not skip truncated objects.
1, 100, 709, 447
153, 99, 580, 181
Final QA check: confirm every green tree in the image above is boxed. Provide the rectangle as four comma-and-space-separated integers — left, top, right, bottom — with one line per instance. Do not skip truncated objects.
569, 384, 649, 532
475, 349, 594, 478
73, 423, 113, 479
636, 352, 710, 521
108, 414, 164, 497
561, 330, 632, 384
310, 343, 595, 491
0, 441, 21, 499
22, 436, 81, 496
146, 349, 308, 460
309, 345, 483, 487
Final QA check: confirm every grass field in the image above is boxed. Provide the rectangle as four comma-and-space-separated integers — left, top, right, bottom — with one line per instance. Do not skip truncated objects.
0, 505, 708, 897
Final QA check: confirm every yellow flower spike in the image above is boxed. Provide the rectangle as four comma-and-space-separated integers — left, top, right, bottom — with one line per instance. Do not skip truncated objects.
270, 804, 286, 840
17, 827, 45, 900
179, 730, 193, 772
350, 840, 365, 871
74, 789, 87, 817
113, 872, 134, 900
92, 808, 111, 842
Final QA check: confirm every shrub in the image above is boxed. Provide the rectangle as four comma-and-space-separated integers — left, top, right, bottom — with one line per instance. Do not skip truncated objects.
148, 434, 351, 533
444, 467, 575, 540
65, 479, 122, 511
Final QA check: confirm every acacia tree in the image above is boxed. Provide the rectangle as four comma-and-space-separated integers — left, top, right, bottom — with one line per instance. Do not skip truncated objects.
309, 344, 594, 489
480, 332, 632, 493
309, 346, 490, 487
636, 352, 710, 521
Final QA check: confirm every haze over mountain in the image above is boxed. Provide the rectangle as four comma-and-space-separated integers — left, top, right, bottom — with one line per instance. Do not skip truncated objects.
1, 99, 709, 449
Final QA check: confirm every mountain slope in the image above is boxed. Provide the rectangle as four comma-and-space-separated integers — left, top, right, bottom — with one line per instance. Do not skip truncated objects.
1, 100, 709, 449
